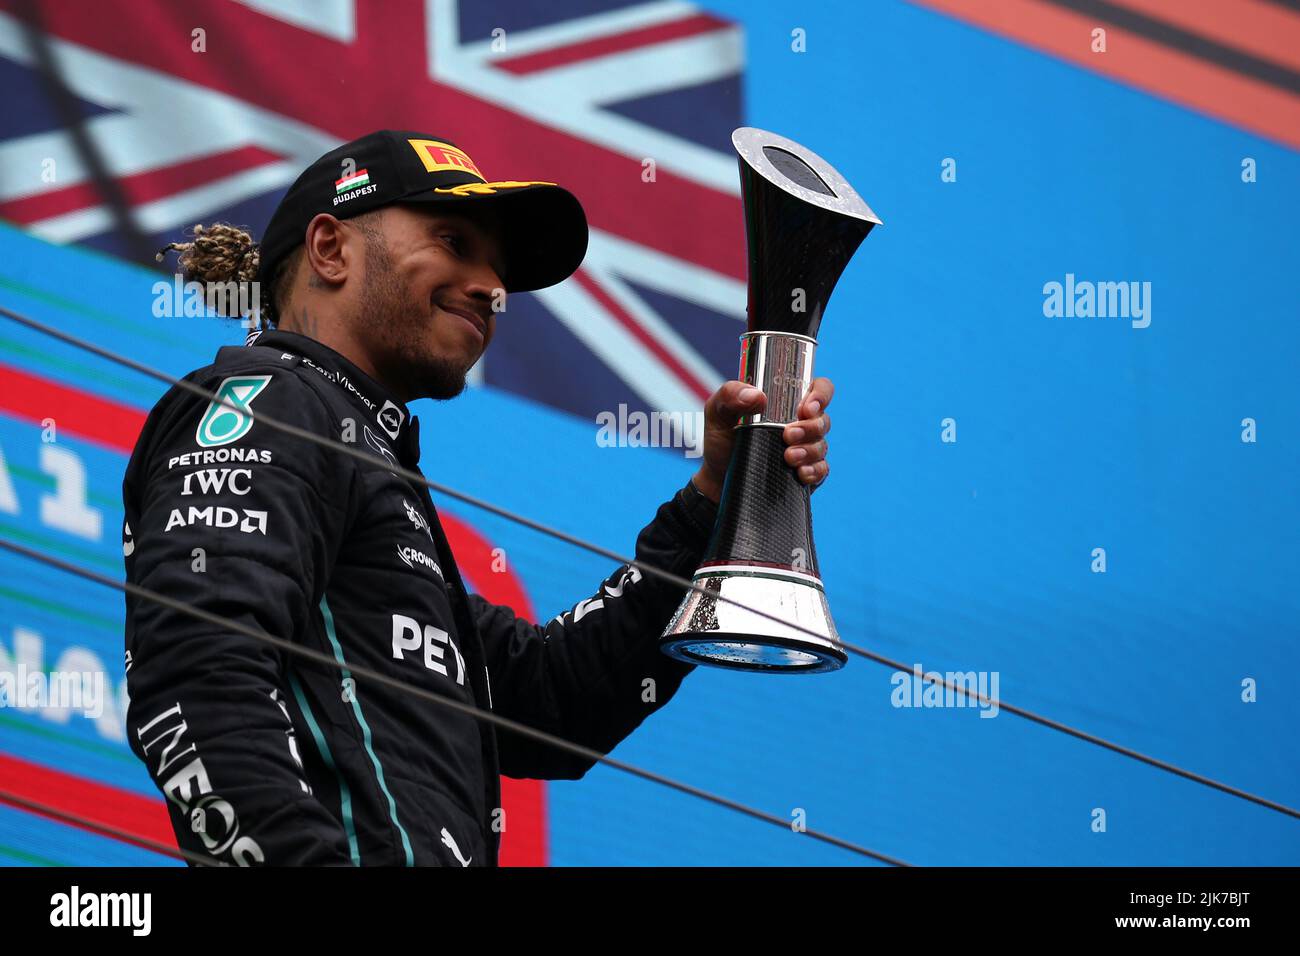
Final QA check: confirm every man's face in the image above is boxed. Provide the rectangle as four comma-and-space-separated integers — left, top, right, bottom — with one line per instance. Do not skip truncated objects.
355, 203, 505, 401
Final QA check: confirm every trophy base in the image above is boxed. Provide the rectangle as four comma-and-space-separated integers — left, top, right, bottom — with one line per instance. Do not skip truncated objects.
659, 565, 847, 673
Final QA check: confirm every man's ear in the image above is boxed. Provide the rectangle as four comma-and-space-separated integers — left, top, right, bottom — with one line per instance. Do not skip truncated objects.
302, 213, 351, 288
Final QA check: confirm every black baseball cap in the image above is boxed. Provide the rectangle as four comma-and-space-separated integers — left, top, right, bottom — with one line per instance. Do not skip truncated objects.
256, 129, 588, 294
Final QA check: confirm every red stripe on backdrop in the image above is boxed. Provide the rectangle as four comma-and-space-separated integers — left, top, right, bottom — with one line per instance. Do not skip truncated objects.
0, 751, 178, 858
0, 361, 146, 453
0, 0, 747, 281
492, 12, 731, 75
1113, 0, 1300, 73
573, 269, 714, 401
444, 511, 538, 621
0, 366, 552, 864
910, 0, 1300, 152
0, 145, 285, 225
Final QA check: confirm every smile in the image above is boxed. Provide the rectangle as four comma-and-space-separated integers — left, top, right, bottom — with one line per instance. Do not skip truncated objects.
440, 305, 485, 341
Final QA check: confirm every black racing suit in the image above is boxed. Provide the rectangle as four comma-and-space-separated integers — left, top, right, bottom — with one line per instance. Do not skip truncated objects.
121, 329, 717, 866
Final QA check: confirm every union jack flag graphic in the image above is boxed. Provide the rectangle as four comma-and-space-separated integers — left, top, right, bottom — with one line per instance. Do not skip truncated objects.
0, 0, 749, 424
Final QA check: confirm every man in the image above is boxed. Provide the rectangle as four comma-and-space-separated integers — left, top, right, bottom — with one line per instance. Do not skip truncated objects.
125, 130, 834, 866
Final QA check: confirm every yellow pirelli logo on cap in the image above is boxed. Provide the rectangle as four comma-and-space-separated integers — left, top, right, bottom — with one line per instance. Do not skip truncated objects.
433, 180, 555, 196
407, 138, 485, 180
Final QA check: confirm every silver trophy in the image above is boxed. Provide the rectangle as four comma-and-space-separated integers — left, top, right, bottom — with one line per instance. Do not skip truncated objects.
659, 127, 881, 673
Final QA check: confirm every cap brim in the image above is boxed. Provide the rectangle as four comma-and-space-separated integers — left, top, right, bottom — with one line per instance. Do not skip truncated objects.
402, 182, 588, 293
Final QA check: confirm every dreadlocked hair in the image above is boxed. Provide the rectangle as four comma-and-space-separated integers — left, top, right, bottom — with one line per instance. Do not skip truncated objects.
156, 222, 278, 330
156, 210, 388, 332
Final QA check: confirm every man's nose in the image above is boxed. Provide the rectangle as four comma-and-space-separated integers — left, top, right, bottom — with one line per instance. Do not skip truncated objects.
464, 266, 505, 309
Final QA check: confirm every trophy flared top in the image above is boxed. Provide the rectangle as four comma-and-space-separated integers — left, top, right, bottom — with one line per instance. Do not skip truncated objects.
732, 127, 881, 339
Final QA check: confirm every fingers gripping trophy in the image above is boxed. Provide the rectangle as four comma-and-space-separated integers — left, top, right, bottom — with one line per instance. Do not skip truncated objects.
659, 127, 881, 674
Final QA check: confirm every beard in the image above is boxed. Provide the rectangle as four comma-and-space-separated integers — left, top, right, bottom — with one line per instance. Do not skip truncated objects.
357, 232, 470, 401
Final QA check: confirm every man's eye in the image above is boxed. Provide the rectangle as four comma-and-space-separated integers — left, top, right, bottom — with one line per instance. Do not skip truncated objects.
439, 234, 461, 252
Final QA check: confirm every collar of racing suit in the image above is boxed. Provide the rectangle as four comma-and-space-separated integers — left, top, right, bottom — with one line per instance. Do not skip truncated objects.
242, 328, 422, 467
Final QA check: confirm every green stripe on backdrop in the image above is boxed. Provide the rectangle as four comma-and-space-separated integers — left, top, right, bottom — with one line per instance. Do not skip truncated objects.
0, 583, 122, 635
0, 843, 65, 867
0, 273, 194, 350
0, 332, 159, 405
0, 711, 136, 765
0, 520, 120, 575
4, 462, 122, 512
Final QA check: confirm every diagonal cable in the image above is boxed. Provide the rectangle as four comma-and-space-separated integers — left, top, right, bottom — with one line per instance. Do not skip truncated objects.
0, 536, 907, 867
1, 303, 1296, 822
0, 786, 212, 866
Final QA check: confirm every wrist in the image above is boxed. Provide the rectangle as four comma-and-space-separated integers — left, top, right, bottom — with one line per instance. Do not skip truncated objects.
690, 467, 722, 504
